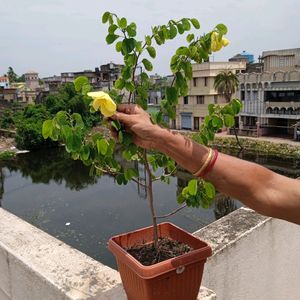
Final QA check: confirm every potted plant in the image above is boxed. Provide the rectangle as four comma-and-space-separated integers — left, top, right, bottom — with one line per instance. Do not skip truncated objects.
42, 11, 242, 300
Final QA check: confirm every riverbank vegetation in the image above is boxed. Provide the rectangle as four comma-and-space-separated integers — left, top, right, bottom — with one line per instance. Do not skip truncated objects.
192, 134, 300, 159
0, 83, 101, 150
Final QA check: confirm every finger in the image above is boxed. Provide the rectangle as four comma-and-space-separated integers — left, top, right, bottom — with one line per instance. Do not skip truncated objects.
111, 112, 132, 124
117, 104, 136, 114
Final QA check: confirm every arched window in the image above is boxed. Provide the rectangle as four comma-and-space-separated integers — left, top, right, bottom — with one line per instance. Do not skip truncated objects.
273, 107, 279, 114
280, 107, 286, 115
266, 107, 272, 114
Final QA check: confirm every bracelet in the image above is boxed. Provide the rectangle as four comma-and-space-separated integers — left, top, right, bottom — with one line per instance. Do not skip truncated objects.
201, 149, 219, 177
193, 148, 213, 177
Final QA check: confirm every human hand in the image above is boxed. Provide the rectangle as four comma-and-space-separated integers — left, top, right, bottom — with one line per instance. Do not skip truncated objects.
110, 104, 163, 149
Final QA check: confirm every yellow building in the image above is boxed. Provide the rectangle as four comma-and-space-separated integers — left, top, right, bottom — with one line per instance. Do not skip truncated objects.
176, 62, 246, 130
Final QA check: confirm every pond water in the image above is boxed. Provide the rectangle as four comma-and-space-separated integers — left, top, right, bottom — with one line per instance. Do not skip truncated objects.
1, 148, 299, 269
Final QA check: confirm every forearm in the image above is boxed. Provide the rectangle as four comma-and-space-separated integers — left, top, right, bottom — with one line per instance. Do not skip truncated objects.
154, 128, 300, 224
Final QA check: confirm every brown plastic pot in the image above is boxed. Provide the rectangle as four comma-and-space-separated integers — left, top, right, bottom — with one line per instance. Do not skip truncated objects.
108, 222, 212, 300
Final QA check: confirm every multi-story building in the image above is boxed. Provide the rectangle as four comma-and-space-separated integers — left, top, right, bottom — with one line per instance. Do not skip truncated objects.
176, 61, 246, 130
0, 76, 9, 89
43, 75, 62, 92
24, 71, 39, 90
238, 48, 300, 138
95, 62, 123, 90
61, 72, 75, 84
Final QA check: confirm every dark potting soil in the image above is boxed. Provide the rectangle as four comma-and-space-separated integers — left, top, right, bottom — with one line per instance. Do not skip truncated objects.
126, 237, 193, 266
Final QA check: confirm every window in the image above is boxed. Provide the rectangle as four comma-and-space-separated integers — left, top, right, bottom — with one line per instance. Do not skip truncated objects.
193, 78, 197, 87
196, 96, 204, 104
204, 77, 208, 86
183, 96, 189, 104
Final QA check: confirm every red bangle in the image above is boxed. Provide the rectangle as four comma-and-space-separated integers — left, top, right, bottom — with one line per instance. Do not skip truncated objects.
200, 149, 219, 177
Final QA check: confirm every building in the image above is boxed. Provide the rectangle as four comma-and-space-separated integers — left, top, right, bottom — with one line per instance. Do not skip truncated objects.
73, 70, 99, 87
61, 72, 75, 84
24, 71, 39, 90
95, 62, 123, 90
229, 50, 255, 64
238, 48, 300, 139
43, 75, 62, 92
0, 76, 9, 89
176, 61, 246, 130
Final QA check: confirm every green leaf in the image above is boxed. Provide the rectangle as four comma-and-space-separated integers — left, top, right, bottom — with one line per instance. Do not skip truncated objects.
190, 18, 200, 29
106, 34, 119, 44
66, 132, 81, 152
72, 113, 84, 129
166, 87, 178, 104
97, 139, 108, 155
142, 59, 153, 71
124, 168, 138, 181
74, 76, 89, 92
204, 182, 216, 199
212, 116, 223, 128
122, 38, 136, 54
177, 195, 186, 204
121, 66, 132, 80
186, 33, 194, 43
111, 120, 121, 131
56, 111, 68, 126
224, 114, 235, 127
208, 104, 214, 115
118, 130, 123, 143
176, 23, 184, 34
188, 179, 198, 196
126, 23, 137, 37
126, 54, 136, 66
125, 81, 135, 92
145, 35, 152, 46
115, 41, 123, 52
146, 46, 156, 58
102, 11, 110, 24
182, 186, 189, 197
117, 17, 127, 29
231, 99, 242, 114
108, 24, 118, 34
80, 145, 90, 161
169, 23, 177, 39
42, 120, 53, 139
154, 35, 162, 45
61, 125, 72, 141
176, 46, 190, 56
182, 18, 191, 31
116, 174, 124, 185
141, 72, 149, 82
216, 23, 228, 35
114, 78, 125, 89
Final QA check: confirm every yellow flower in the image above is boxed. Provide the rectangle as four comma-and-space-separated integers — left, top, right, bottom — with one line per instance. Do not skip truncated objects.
211, 32, 230, 52
87, 91, 116, 117
222, 38, 229, 47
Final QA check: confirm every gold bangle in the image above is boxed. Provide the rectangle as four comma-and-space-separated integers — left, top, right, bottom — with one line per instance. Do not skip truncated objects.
193, 148, 213, 177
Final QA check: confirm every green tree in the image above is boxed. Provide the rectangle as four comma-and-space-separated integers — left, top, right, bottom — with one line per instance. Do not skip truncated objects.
214, 70, 243, 149
7, 67, 18, 83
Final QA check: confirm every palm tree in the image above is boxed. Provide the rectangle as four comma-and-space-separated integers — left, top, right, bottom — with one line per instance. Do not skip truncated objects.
214, 70, 243, 149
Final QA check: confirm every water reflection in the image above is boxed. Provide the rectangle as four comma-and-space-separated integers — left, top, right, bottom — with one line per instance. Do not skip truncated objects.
1, 147, 300, 268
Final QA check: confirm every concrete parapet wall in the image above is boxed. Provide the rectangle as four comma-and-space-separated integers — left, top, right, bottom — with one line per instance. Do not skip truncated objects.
0, 208, 215, 299
194, 207, 300, 300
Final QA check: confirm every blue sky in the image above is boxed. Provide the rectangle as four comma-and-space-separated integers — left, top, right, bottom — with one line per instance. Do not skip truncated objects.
1, 0, 299, 77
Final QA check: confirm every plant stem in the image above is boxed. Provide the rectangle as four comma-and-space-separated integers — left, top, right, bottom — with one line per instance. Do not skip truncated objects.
143, 149, 159, 249
156, 204, 187, 219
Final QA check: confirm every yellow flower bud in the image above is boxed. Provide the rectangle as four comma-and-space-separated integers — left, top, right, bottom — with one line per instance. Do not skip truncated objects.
222, 38, 230, 47
87, 91, 116, 117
